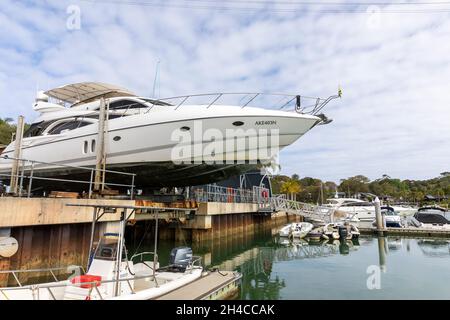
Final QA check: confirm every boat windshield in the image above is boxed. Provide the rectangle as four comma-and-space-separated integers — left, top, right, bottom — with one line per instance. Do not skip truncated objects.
341, 202, 373, 207
94, 236, 127, 261
24, 122, 47, 137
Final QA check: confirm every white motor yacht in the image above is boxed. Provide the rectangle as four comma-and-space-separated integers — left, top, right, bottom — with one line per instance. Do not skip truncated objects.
0, 82, 338, 190
325, 198, 416, 222
325, 198, 376, 222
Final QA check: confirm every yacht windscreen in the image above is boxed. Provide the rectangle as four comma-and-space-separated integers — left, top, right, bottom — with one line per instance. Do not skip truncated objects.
24, 122, 47, 137
47, 120, 93, 135
109, 99, 147, 110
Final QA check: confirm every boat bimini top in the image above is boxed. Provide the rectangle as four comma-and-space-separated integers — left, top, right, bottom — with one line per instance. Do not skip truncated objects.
45, 82, 136, 106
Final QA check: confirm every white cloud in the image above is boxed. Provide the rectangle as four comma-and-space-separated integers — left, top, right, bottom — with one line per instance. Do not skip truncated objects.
0, 0, 449, 182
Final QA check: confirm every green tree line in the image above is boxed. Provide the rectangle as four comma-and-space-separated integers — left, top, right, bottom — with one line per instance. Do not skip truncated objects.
0, 118, 31, 146
272, 172, 450, 205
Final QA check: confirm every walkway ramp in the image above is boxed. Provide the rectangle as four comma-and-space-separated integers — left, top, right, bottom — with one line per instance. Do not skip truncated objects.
258, 196, 335, 223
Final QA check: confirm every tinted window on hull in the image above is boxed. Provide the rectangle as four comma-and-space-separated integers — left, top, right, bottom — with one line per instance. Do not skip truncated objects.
108, 100, 147, 110
48, 120, 92, 135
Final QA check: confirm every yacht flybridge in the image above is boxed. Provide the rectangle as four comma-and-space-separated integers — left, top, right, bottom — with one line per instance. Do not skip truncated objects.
0, 82, 340, 190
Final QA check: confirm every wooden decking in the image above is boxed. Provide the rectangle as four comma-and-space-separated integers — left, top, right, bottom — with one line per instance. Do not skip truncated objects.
155, 270, 241, 300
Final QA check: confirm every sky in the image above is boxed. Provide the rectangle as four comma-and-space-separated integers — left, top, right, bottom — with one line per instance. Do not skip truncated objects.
0, 0, 449, 183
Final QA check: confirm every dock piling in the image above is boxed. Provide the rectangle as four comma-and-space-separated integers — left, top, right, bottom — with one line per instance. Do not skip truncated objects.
374, 197, 384, 235
10, 115, 25, 195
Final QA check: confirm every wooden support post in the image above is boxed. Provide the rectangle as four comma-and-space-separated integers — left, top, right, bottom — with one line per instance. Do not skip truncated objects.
374, 197, 384, 235
94, 98, 107, 191
10, 116, 25, 195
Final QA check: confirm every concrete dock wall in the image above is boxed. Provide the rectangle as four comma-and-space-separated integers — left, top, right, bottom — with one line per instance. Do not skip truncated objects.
0, 198, 133, 227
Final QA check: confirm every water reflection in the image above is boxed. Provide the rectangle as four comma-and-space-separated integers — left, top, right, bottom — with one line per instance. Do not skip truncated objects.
209, 236, 361, 299
129, 226, 450, 299
377, 237, 387, 272
417, 239, 450, 258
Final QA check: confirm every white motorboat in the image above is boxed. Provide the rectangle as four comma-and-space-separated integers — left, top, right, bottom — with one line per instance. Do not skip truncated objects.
371, 206, 403, 228
383, 210, 403, 228
325, 198, 415, 222
325, 198, 376, 222
0, 232, 203, 300
414, 206, 450, 225
389, 205, 417, 217
0, 82, 338, 190
279, 222, 314, 238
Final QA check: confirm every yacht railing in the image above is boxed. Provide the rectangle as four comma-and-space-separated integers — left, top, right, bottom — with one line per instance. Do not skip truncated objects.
0, 155, 136, 199
155, 92, 339, 115
58, 91, 340, 123
105, 91, 340, 117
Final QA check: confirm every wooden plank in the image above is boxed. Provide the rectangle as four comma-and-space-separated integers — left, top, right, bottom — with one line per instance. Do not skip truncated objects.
49, 191, 79, 198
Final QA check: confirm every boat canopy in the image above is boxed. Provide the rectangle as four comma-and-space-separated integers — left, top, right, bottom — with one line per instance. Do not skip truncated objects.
44, 82, 136, 105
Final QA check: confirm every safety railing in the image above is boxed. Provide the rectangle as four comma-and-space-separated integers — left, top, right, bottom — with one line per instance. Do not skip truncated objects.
188, 256, 203, 271
105, 91, 340, 117
192, 184, 261, 204
0, 265, 85, 287
191, 184, 335, 222
0, 272, 158, 300
130, 252, 158, 264
269, 196, 336, 223
0, 263, 204, 300
0, 155, 136, 199
155, 92, 336, 115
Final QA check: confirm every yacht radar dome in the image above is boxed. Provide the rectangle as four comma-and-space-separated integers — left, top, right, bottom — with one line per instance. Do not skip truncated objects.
35, 90, 49, 102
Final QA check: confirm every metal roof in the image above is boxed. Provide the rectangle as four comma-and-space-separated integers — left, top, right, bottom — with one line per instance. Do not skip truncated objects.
44, 82, 135, 105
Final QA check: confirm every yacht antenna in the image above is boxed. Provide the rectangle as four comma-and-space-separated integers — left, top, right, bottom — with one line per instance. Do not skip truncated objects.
152, 60, 160, 98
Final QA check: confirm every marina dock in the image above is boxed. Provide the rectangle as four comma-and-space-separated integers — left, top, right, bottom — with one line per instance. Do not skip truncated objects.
359, 226, 450, 238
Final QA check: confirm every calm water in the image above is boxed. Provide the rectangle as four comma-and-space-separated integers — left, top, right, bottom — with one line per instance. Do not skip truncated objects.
128, 228, 450, 300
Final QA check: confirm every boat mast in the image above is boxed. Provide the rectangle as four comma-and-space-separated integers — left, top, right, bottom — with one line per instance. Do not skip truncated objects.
320, 182, 324, 205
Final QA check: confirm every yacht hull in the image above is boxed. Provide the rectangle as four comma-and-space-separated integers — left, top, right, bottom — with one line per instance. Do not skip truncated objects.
0, 110, 319, 189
